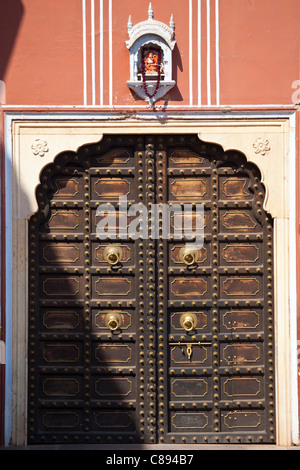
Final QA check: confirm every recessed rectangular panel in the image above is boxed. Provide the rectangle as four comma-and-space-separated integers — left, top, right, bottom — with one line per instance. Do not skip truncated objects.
94, 377, 133, 398
221, 377, 263, 400
40, 243, 82, 265
170, 344, 210, 365
94, 411, 136, 431
220, 210, 259, 232
94, 149, 133, 167
171, 210, 206, 234
93, 277, 132, 297
94, 344, 134, 365
169, 178, 209, 200
45, 210, 82, 232
171, 378, 210, 399
170, 277, 208, 299
220, 276, 261, 297
52, 177, 81, 198
41, 377, 81, 398
221, 411, 264, 431
92, 177, 133, 200
40, 411, 82, 430
171, 412, 210, 431
41, 343, 82, 364
220, 243, 260, 265
41, 276, 81, 297
91, 207, 135, 235
221, 343, 262, 365
41, 309, 82, 331
219, 176, 252, 200
221, 309, 260, 332
168, 149, 207, 167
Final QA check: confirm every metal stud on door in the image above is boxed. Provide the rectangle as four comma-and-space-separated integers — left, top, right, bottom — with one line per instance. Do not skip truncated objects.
28, 135, 275, 445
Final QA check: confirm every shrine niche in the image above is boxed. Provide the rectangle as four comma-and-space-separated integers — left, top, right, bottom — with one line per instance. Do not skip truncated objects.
126, 3, 176, 104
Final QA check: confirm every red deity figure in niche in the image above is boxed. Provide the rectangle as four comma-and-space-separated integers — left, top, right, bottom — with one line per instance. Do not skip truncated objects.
140, 48, 162, 99
143, 50, 159, 75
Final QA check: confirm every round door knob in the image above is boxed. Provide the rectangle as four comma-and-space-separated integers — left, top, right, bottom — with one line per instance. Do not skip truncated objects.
103, 246, 122, 265
107, 251, 119, 265
180, 313, 197, 331
183, 251, 195, 265
179, 247, 198, 266
105, 313, 122, 331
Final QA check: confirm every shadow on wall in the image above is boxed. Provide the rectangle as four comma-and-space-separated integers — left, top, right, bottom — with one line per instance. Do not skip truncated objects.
0, 0, 24, 103
169, 43, 183, 102
0, 0, 24, 445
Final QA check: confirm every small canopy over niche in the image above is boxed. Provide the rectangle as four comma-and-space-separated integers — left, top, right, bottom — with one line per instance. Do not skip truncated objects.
126, 3, 176, 104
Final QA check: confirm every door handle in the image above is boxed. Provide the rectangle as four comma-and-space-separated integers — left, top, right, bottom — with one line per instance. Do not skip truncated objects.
180, 313, 197, 331
103, 245, 122, 265
105, 313, 122, 330
179, 247, 198, 266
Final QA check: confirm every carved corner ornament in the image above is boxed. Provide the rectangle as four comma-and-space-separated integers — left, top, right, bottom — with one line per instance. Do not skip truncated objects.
31, 138, 49, 157
253, 137, 271, 156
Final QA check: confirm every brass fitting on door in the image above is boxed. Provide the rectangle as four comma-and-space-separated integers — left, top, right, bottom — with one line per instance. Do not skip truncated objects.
105, 313, 122, 331
180, 313, 197, 331
179, 247, 198, 266
103, 245, 122, 265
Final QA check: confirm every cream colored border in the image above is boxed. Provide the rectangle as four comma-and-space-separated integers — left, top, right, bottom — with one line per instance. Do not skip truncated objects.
8, 115, 294, 446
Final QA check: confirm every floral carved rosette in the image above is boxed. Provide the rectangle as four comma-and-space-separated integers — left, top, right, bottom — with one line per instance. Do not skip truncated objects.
253, 137, 271, 156
31, 138, 49, 157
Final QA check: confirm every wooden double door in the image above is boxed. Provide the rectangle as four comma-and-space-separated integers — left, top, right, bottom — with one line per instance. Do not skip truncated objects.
28, 135, 275, 445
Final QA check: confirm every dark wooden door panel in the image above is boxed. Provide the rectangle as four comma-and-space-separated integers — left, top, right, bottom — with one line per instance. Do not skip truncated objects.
28, 135, 275, 445
28, 139, 144, 445
156, 138, 274, 445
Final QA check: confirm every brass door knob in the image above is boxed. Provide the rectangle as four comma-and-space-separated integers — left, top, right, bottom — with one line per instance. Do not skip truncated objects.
179, 247, 198, 266
183, 251, 195, 265
103, 245, 122, 265
105, 313, 122, 330
180, 313, 197, 331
